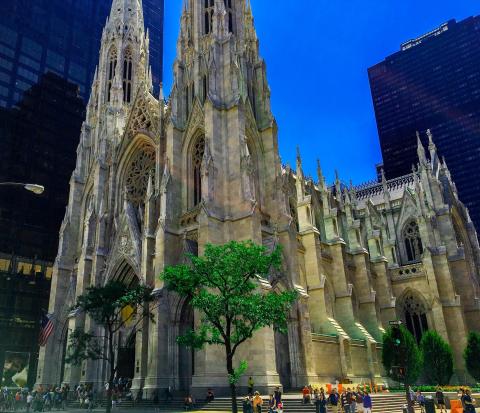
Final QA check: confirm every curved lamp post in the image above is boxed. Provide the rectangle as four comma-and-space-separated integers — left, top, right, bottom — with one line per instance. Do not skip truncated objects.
0, 182, 45, 195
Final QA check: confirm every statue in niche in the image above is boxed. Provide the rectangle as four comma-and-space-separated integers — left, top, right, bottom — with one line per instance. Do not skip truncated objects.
240, 136, 256, 202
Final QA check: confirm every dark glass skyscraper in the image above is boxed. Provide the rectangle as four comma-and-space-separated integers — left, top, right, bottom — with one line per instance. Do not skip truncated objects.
369, 16, 480, 229
0, 0, 164, 108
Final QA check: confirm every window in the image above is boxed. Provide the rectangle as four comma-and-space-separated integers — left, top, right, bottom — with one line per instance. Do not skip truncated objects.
0, 24, 17, 47
107, 48, 117, 102
403, 221, 423, 262
21, 37, 42, 59
401, 292, 428, 343
46, 50, 65, 71
122, 48, 133, 103
18, 67, 38, 83
223, 0, 234, 33
193, 137, 205, 206
69, 62, 86, 83
204, 0, 214, 35
125, 143, 156, 206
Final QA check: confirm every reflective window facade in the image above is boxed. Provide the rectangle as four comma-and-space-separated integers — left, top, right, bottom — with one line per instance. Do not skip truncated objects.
369, 16, 480, 229
0, 0, 164, 108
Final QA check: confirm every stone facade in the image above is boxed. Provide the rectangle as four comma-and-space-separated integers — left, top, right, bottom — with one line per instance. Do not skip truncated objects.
37, 0, 480, 395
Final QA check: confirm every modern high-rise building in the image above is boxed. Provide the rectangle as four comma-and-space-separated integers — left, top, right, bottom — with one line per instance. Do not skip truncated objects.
0, 0, 164, 258
369, 16, 480, 229
0, 0, 164, 108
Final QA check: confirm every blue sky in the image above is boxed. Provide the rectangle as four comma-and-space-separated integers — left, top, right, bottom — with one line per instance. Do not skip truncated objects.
162, 1, 479, 185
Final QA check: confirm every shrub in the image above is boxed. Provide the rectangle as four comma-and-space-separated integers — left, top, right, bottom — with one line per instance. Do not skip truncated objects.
464, 332, 480, 382
420, 330, 454, 385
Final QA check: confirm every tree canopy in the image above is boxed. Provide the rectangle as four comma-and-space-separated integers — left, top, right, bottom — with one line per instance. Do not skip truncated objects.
66, 281, 154, 413
161, 240, 298, 413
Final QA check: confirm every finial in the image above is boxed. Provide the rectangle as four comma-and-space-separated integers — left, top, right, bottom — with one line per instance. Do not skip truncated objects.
417, 131, 427, 163
427, 129, 436, 152
296, 146, 302, 164
317, 159, 324, 184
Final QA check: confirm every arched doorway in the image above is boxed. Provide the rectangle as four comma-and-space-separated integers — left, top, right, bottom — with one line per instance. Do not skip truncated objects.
178, 301, 194, 392
109, 260, 141, 383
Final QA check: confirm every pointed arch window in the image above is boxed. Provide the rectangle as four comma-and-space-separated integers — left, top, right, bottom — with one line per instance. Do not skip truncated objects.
401, 292, 429, 343
107, 48, 117, 102
122, 48, 133, 103
193, 137, 205, 206
204, 0, 214, 35
223, 0, 234, 33
403, 221, 423, 263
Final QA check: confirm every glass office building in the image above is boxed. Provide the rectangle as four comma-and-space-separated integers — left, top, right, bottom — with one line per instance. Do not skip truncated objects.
0, 0, 164, 108
369, 16, 480, 229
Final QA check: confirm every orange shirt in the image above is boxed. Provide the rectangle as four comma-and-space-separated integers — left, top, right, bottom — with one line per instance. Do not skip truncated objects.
253, 396, 263, 407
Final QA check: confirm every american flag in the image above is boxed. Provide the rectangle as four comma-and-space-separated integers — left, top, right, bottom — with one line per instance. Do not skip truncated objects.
39, 313, 54, 347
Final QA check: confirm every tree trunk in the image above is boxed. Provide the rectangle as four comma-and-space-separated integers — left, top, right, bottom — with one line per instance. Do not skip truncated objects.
106, 330, 115, 413
227, 353, 238, 413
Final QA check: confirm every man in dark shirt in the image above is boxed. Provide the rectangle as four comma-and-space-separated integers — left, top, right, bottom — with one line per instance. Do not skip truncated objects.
328, 389, 339, 413
462, 389, 476, 413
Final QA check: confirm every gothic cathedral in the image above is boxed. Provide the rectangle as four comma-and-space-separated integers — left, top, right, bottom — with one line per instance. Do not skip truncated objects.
37, 0, 480, 394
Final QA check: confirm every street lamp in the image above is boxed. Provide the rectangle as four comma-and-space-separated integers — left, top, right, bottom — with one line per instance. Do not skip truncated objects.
0, 182, 45, 194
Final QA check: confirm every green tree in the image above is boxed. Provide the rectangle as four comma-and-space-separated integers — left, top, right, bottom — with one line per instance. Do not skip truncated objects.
161, 241, 298, 413
420, 330, 454, 385
66, 281, 154, 413
382, 325, 422, 385
464, 331, 480, 382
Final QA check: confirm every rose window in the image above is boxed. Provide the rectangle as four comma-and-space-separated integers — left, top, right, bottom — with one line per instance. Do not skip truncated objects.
125, 143, 156, 206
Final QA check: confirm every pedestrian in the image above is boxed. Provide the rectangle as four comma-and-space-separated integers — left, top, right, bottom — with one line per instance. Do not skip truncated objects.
243, 396, 253, 413
26, 393, 33, 413
276, 401, 284, 413
341, 388, 350, 413
268, 394, 276, 413
302, 385, 311, 404
462, 389, 476, 413
184, 395, 193, 411
348, 388, 356, 413
435, 387, 446, 413
253, 391, 263, 413
274, 386, 282, 406
165, 386, 173, 402
248, 377, 255, 396
355, 388, 363, 413
328, 389, 340, 413
363, 392, 372, 413
315, 391, 327, 413
416, 390, 425, 413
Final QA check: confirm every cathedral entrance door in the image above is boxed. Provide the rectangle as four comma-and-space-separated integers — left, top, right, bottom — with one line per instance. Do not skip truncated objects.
178, 302, 194, 391
275, 329, 292, 390
117, 333, 136, 380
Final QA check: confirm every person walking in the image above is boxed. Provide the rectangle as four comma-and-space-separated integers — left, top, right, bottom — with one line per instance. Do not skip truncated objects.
462, 389, 476, 413
328, 389, 340, 413
355, 389, 363, 413
302, 386, 311, 404
362, 392, 372, 413
253, 391, 263, 413
436, 387, 446, 413
348, 388, 356, 413
341, 389, 350, 413
315, 391, 327, 413
248, 377, 255, 396
243, 396, 253, 413
26, 393, 33, 413
274, 386, 282, 406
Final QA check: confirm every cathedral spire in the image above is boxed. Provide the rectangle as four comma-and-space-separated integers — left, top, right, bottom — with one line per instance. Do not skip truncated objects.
417, 131, 427, 165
